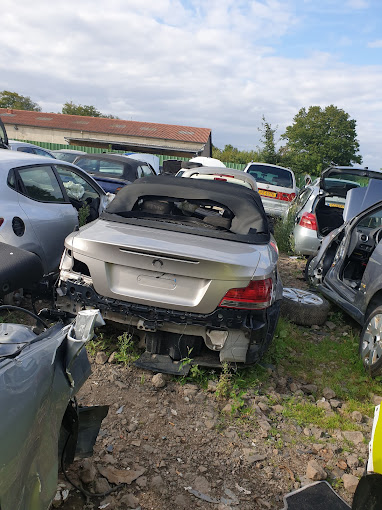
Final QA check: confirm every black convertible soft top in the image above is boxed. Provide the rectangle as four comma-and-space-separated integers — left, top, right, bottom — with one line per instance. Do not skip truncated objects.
103, 175, 270, 244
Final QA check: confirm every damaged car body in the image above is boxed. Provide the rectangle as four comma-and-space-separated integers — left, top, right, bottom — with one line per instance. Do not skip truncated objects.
0, 244, 108, 510
56, 175, 282, 373
307, 178, 382, 376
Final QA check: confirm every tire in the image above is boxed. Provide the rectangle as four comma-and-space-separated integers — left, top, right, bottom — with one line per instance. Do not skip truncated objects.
281, 287, 330, 326
359, 306, 382, 377
304, 254, 317, 284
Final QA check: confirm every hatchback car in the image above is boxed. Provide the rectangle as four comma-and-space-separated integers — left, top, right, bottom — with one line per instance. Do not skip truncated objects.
72, 153, 156, 193
56, 175, 282, 373
244, 162, 296, 218
306, 178, 382, 376
292, 166, 382, 256
8, 140, 56, 158
0, 149, 112, 275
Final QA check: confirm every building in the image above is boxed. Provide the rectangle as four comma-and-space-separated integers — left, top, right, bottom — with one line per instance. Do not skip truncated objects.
0, 108, 212, 158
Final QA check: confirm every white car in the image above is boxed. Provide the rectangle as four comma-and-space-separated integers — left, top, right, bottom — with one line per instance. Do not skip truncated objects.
0, 149, 112, 275
244, 162, 296, 218
179, 166, 258, 191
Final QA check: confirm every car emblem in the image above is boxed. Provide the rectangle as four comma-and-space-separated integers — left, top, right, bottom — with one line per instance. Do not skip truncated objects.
152, 259, 163, 269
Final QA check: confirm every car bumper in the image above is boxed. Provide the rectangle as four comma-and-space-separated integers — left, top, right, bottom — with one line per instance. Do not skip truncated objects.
56, 278, 281, 367
293, 224, 321, 256
262, 197, 290, 218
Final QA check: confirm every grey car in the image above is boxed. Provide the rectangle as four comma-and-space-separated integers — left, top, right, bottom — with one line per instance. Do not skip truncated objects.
8, 140, 56, 158
51, 148, 88, 162
292, 166, 382, 256
307, 178, 382, 376
56, 175, 282, 373
0, 149, 112, 275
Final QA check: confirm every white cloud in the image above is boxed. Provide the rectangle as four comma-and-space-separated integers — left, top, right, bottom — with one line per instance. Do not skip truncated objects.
0, 0, 381, 167
368, 40, 382, 48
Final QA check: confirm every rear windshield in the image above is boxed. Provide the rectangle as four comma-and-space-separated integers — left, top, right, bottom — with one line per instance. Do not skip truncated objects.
247, 164, 293, 188
75, 158, 125, 177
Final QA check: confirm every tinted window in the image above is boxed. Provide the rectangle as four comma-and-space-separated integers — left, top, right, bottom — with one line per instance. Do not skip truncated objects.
247, 164, 293, 188
54, 153, 78, 163
75, 157, 99, 173
34, 147, 55, 158
55, 165, 100, 201
98, 160, 125, 176
17, 146, 35, 154
138, 165, 155, 178
17, 166, 65, 202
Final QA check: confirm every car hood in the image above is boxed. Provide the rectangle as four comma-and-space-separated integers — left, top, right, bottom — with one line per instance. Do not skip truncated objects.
343, 179, 382, 222
320, 166, 382, 198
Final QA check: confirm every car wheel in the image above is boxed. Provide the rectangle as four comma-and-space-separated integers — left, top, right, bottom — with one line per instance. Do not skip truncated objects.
304, 254, 318, 284
281, 287, 330, 326
359, 306, 382, 377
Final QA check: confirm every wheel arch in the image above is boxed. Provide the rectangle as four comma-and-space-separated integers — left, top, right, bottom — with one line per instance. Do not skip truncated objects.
365, 290, 382, 324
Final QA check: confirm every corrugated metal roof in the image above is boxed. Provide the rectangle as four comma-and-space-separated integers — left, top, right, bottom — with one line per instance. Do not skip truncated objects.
0, 108, 211, 144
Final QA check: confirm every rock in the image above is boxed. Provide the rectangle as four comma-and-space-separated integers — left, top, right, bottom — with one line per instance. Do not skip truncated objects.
302, 384, 318, 394
337, 459, 347, 470
119, 493, 139, 508
316, 400, 331, 411
108, 351, 117, 363
311, 427, 323, 440
242, 449, 267, 464
325, 321, 336, 330
312, 444, 324, 454
306, 460, 327, 481
258, 420, 272, 432
222, 403, 232, 414
151, 475, 165, 493
207, 380, 217, 392
152, 373, 166, 388
343, 473, 359, 494
94, 476, 111, 494
272, 404, 284, 414
346, 454, 359, 469
205, 419, 216, 430
343, 431, 364, 445
183, 384, 198, 397
193, 475, 211, 494
52, 491, 62, 508
98, 466, 145, 485
351, 411, 363, 423
174, 494, 191, 508
372, 394, 382, 406
79, 459, 97, 484
95, 351, 108, 365
290, 383, 298, 392
258, 402, 270, 413
322, 387, 336, 399
136, 475, 147, 488
330, 399, 341, 408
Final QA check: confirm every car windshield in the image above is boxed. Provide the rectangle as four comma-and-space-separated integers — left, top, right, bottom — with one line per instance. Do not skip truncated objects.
54, 153, 78, 163
247, 164, 293, 188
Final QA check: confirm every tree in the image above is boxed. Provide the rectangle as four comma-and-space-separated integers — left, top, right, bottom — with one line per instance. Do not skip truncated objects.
212, 144, 260, 165
0, 90, 41, 111
280, 105, 362, 176
62, 101, 119, 118
258, 115, 278, 164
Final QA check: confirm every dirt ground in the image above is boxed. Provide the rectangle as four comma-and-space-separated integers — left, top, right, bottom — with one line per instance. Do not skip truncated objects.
56, 255, 367, 510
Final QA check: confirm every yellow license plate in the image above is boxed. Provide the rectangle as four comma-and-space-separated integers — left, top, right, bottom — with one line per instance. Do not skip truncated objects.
258, 189, 277, 198
328, 203, 345, 209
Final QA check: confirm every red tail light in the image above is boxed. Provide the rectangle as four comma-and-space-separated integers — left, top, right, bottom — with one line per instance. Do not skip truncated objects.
219, 278, 273, 309
276, 192, 296, 202
299, 212, 317, 231
0, 218, 3, 227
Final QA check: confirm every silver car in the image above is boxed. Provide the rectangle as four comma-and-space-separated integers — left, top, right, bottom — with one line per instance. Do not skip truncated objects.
56, 175, 282, 373
307, 178, 382, 376
0, 149, 112, 274
292, 166, 382, 256
8, 140, 56, 158
244, 162, 296, 218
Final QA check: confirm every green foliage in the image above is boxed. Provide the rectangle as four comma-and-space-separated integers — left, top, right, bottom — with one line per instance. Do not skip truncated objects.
62, 101, 118, 118
0, 90, 41, 111
212, 144, 260, 165
258, 115, 279, 164
86, 332, 111, 356
215, 362, 233, 399
113, 332, 139, 365
78, 203, 90, 227
281, 105, 362, 176
273, 208, 296, 254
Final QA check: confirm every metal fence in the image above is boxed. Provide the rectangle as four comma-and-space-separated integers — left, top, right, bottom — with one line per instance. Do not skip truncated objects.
18, 139, 246, 170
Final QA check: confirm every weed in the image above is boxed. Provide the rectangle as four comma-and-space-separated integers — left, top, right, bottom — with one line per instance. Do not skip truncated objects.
273, 208, 296, 254
215, 362, 233, 400
87, 332, 111, 356
113, 332, 140, 365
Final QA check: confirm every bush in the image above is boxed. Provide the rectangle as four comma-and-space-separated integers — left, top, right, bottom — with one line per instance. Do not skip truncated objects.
273, 208, 296, 254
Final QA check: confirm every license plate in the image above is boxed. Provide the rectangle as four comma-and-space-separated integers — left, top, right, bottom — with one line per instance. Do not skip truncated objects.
258, 189, 277, 198
328, 202, 345, 209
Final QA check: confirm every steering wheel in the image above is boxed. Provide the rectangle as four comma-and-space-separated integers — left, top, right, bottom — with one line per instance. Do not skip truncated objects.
373, 227, 382, 245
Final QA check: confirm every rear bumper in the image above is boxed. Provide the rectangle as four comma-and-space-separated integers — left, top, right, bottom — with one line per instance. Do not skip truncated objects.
262, 197, 290, 218
293, 224, 321, 256
56, 279, 281, 366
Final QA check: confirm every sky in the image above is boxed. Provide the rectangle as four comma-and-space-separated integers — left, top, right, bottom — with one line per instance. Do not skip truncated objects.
1, 0, 382, 167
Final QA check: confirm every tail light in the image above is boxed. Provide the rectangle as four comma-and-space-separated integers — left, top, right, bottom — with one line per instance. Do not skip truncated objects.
219, 278, 273, 309
276, 192, 296, 202
0, 218, 3, 227
299, 212, 317, 231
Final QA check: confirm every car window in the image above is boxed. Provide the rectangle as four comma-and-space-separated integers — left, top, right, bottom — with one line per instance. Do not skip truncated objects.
295, 187, 312, 209
98, 160, 125, 176
34, 147, 55, 158
137, 165, 155, 178
247, 164, 293, 188
17, 146, 35, 154
17, 165, 65, 202
75, 157, 100, 173
358, 208, 382, 229
55, 165, 101, 201
54, 153, 78, 163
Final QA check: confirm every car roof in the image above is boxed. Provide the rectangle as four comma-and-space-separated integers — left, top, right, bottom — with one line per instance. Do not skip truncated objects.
0, 148, 86, 171
245, 161, 293, 172
52, 149, 87, 154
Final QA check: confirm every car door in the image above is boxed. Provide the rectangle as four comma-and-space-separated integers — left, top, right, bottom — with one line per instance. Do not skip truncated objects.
14, 164, 78, 273
0, 118, 9, 149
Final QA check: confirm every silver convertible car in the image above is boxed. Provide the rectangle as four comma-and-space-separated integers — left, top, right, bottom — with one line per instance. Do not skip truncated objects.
56, 175, 282, 373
